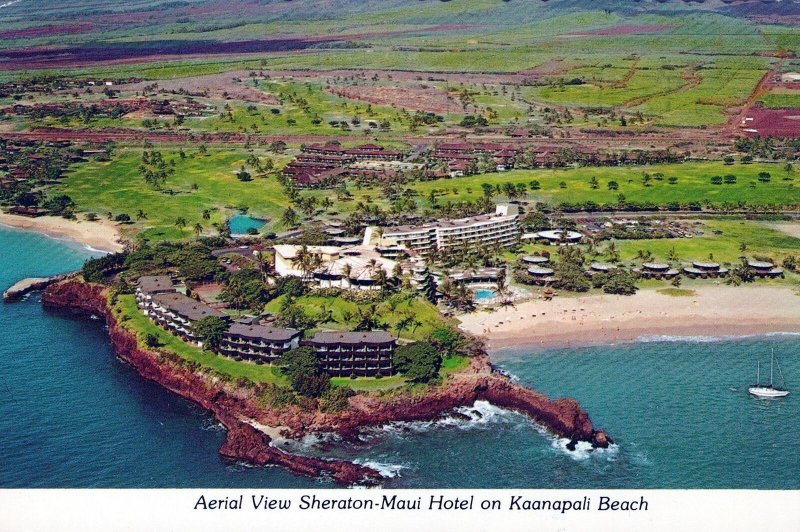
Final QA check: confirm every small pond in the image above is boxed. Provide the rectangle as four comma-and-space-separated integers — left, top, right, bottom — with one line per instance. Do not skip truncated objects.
228, 214, 266, 236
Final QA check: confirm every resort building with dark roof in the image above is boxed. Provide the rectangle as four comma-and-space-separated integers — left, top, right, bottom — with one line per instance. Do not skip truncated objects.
633, 262, 680, 279
746, 260, 784, 278
136, 275, 301, 355
586, 262, 617, 276
683, 261, 728, 279
147, 292, 227, 343
526, 266, 557, 285
135, 275, 176, 308
303, 331, 395, 377
219, 323, 301, 362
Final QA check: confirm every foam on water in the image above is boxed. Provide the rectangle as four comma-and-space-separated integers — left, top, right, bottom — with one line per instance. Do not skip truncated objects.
352, 459, 408, 479
637, 332, 800, 344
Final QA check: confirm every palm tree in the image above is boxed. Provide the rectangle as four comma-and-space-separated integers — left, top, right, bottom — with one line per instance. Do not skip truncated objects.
371, 265, 389, 296
667, 246, 679, 262
136, 210, 147, 221
341, 263, 353, 289
193, 223, 203, 239
174, 216, 187, 235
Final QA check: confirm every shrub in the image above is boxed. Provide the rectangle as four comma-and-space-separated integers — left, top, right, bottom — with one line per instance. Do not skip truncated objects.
319, 387, 355, 413
393, 341, 442, 383
191, 316, 228, 350
144, 333, 160, 348
278, 346, 330, 397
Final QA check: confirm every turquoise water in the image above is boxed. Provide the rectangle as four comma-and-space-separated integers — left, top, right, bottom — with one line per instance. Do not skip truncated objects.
473, 288, 497, 301
1, 224, 798, 488
228, 214, 265, 235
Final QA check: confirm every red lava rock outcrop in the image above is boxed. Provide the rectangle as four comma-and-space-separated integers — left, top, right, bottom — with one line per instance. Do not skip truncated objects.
42, 279, 611, 485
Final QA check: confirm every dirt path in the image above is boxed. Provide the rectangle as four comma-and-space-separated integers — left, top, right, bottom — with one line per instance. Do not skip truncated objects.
723, 58, 784, 136
621, 64, 702, 110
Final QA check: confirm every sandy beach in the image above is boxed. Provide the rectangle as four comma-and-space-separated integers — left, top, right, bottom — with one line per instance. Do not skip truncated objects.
458, 286, 800, 352
0, 212, 125, 253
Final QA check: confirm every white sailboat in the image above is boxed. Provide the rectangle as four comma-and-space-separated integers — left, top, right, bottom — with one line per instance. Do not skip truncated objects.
748, 350, 790, 398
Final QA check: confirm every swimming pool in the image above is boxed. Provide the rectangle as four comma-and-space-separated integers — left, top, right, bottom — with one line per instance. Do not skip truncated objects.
473, 288, 497, 302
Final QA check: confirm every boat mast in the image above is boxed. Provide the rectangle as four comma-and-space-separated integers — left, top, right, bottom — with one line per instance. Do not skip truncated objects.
756, 360, 760, 385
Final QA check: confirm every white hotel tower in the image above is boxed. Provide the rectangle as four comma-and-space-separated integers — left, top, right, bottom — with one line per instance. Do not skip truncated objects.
365, 204, 520, 253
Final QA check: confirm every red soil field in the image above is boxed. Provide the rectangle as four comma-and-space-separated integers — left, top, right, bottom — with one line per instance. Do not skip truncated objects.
0, 23, 94, 40
739, 108, 800, 137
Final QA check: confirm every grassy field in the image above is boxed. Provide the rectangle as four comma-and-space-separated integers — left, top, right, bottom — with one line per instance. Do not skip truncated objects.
758, 90, 800, 109
115, 294, 288, 384
526, 66, 685, 109
310, 161, 800, 215
526, 55, 769, 127
57, 153, 800, 245
611, 219, 800, 266
264, 293, 445, 341
57, 147, 294, 241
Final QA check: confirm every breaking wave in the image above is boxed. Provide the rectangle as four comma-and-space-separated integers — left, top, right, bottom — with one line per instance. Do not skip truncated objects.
637, 332, 800, 344
352, 459, 408, 479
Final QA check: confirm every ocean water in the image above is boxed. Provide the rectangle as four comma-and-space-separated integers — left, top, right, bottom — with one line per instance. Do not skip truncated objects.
1, 225, 798, 488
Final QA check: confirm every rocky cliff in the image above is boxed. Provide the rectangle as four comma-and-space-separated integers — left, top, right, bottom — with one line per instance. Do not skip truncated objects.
43, 279, 611, 485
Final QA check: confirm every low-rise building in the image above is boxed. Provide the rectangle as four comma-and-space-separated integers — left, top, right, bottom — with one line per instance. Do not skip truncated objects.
634, 262, 679, 279
137, 275, 301, 356
135, 275, 176, 308
219, 323, 301, 362
532, 229, 583, 245
449, 267, 505, 286
586, 262, 617, 276
303, 331, 395, 377
747, 260, 784, 278
273, 244, 399, 290
526, 266, 557, 285
148, 292, 227, 343
683, 261, 728, 278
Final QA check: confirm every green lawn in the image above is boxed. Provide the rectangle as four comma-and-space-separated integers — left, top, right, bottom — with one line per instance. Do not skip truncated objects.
526, 66, 685, 109
56, 147, 294, 240
318, 161, 800, 214
610, 219, 800, 266
115, 294, 287, 384
758, 91, 800, 109
264, 292, 445, 341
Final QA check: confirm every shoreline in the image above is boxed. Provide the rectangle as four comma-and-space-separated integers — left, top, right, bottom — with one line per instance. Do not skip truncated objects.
458, 285, 800, 353
0, 212, 125, 253
41, 278, 611, 485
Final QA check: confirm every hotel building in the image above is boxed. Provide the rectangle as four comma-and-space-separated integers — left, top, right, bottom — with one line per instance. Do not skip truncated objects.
219, 323, 302, 362
302, 331, 396, 377
273, 244, 399, 291
367, 204, 520, 253
136, 276, 301, 357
